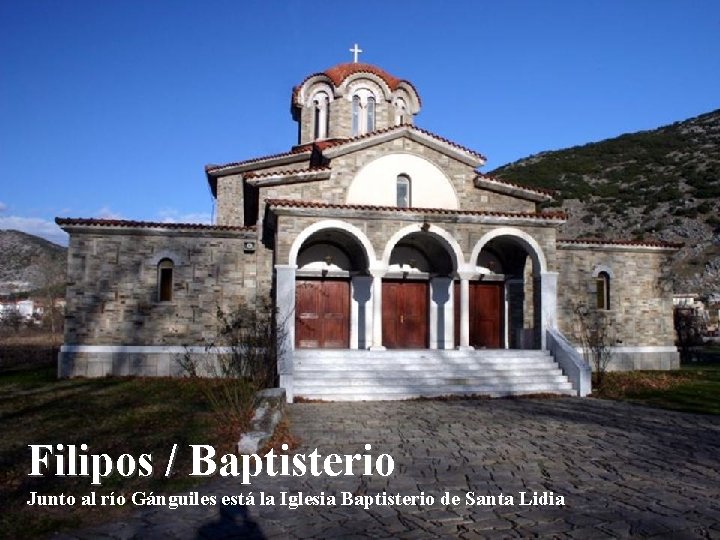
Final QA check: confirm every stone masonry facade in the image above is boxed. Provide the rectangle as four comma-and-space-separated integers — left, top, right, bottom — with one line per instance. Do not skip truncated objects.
56, 60, 680, 381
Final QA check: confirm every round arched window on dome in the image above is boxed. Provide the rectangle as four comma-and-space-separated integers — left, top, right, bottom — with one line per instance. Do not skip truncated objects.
312, 91, 330, 140
366, 97, 375, 133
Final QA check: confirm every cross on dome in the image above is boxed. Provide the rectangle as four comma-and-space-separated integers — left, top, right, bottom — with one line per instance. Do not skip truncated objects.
349, 43, 363, 63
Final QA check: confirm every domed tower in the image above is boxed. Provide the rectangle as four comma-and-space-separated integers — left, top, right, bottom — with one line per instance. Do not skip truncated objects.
292, 61, 421, 145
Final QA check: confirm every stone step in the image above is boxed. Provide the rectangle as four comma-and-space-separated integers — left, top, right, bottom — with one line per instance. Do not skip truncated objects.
291, 349, 574, 401
295, 374, 571, 387
294, 350, 551, 359
295, 383, 576, 401
295, 367, 565, 377
295, 358, 560, 368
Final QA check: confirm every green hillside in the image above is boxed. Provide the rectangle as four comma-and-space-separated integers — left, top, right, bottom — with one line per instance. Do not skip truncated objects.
490, 109, 720, 295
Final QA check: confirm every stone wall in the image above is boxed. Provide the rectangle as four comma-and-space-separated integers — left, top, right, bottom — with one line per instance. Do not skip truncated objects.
62, 227, 271, 347
556, 243, 679, 370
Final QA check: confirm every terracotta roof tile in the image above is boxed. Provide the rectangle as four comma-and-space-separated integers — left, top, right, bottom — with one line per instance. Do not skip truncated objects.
476, 174, 555, 196
266, 199, 566, 220
319, 124, 487, 161
205, 146, 311, 173
244, 166, 331, 179
55, 217, 253, 232
293, 62, 422, 106
558, 238, 682, 249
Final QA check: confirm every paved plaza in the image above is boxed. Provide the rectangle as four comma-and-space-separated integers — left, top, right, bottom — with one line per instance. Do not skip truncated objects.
59, 398, 720, 538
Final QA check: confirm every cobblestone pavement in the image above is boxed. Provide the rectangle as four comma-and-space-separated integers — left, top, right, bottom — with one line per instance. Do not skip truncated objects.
58, 398, 720, 539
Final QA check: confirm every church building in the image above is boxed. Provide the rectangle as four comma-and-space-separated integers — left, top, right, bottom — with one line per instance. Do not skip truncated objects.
56, 50, 680, 401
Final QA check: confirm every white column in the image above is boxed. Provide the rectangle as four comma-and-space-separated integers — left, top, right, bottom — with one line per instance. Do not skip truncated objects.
275, 264, 297, 402
351, 276, 372, 349
458, 271, 473, 350
369, 269, 386, 350
430, 277, 453, 349
540, 271, 559, 350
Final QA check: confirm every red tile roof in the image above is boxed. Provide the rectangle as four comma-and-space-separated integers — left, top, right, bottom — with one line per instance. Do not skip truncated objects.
293, 62, 421, 106
266, 199, 566, 220
319, 124, 487, 162
558, 238, 682, 249
205, 146, 311, 174
55, 217, 253, 232
476, 174, 555, 197
244, 166, 331, 179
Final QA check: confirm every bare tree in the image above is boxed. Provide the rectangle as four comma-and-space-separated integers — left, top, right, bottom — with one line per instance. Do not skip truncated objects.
573, 302, 615, 388
178, 298, 285, 427
673, 306, 706, 363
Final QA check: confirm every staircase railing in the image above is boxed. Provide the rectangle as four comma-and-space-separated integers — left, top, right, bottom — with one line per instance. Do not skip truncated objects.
546, 329, 591, 397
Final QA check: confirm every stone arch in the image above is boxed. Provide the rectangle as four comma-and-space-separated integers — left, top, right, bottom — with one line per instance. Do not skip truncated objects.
592, 264, 615, 279
148, 250, 185, 266
470, 227, 547, 274
289, 220, 376, 268
381, 223, 465, 271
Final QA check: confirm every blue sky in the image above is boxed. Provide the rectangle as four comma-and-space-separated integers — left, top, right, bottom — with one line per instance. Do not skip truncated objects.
1, 1, 719, 245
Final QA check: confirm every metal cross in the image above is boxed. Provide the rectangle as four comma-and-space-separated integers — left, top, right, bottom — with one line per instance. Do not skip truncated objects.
349, 43, 363, 63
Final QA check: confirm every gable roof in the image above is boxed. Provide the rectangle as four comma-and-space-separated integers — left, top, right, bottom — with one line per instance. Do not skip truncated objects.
205, 124, 488, 196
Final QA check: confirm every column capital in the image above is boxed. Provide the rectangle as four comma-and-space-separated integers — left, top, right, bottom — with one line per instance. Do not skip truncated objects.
369, 265, 387, 278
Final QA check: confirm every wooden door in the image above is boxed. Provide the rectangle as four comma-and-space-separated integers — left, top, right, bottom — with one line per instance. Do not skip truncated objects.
454, 281, 504, 348
469, 282, 503, 348
382, 281, 429, 349
295, 279, 349, 348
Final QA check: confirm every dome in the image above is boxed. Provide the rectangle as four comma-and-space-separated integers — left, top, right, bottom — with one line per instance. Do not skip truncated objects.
323, 62, 403, 91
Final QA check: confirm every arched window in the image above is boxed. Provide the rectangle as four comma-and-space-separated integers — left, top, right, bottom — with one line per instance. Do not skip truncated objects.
396, 174, 411, 208
312, 92, 329, 140
351, 95, 361, 136
366, 97, 375, 133
394, 97, 407, 125
158, 259, 174, 302
351, 90, 376, 136
596, 271, 610, 310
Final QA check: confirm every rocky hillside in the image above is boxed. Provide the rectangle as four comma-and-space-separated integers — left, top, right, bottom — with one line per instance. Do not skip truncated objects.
491, 109, 720, 296
0, 230, 67, 296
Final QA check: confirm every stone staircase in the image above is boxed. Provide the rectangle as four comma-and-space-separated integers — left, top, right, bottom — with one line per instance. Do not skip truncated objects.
293, 349, 576, 401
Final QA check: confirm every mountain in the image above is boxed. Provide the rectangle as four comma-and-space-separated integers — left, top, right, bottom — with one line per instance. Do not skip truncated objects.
490, 109, 720, 297
0, 230, 67, 296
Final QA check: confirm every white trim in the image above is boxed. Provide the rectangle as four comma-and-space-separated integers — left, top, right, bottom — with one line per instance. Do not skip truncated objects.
288, 220, 376, 267
381, 223, 465, 270
470, 227, 548, 273
60, 345, 236, 354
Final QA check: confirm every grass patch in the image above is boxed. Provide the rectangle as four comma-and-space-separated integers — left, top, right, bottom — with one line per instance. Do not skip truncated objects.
593, 363, 720, 414
0, 363, 250, 538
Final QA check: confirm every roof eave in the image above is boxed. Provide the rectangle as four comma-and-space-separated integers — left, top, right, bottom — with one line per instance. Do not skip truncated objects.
474, 176, 553, 202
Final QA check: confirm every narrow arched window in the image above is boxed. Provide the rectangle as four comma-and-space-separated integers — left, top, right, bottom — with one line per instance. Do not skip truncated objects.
313, 99, 321, 140
366, 96, 375, 133
351, 95, 361, 136
396, 174, 411, 208
158, 259, 174, 302
596, 271, 610, 310
312, 92, 329, 140
394, 97, 407, 125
